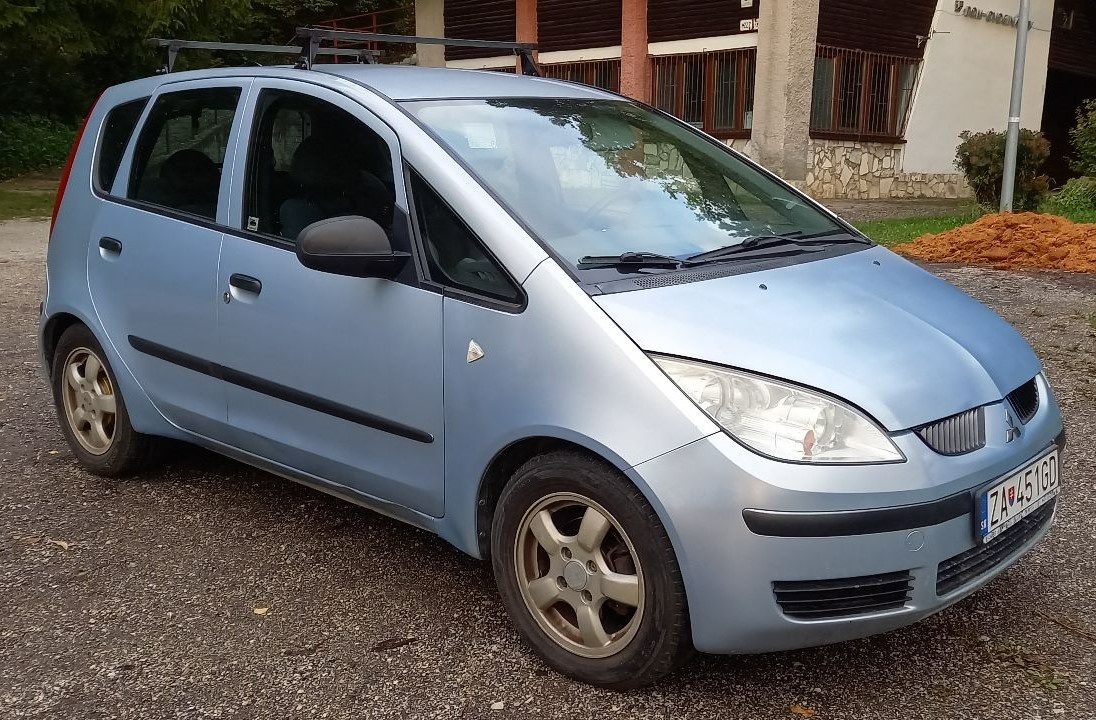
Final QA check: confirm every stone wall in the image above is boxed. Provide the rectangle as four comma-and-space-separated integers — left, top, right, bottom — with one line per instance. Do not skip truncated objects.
803, 140, 971, 200
726, 137, 972, 200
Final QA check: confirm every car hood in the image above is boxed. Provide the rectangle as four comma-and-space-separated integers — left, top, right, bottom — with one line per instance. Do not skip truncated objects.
594, 246, 1041, 431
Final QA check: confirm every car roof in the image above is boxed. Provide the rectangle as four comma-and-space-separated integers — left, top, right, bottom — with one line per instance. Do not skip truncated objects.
113, 64, 622, 103
318, 64, 620, 101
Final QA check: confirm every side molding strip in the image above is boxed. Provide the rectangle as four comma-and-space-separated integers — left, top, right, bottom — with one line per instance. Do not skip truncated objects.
128, 335, 434, 444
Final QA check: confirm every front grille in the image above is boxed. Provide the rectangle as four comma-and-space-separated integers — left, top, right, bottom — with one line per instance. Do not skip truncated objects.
936, 499, 1055, 596
773, 571, 913, 620
1006, 377, 1040, 424
915, 407, 986, 455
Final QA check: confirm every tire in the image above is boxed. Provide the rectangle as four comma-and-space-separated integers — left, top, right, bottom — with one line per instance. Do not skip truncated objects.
51, 324, 163, 477
491, 450, 693, 689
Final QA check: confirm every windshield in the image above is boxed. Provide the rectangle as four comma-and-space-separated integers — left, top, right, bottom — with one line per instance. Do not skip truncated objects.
403, 98, 847, 271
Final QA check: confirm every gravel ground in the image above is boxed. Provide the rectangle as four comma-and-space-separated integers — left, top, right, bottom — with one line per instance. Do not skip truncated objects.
1, 219, 1094, 719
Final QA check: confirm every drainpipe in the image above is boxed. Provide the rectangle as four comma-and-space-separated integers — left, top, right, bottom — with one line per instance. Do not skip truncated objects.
1000, 0, 1031, 212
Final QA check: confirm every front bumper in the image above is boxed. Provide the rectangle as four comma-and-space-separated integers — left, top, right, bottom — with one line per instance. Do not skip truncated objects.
628, 380, 1064, 655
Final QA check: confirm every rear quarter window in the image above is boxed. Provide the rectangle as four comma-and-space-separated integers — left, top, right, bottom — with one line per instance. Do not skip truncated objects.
95, 98, 149, 194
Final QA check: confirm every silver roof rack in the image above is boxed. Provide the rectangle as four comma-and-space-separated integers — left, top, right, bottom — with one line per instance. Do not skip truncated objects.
292, 27, 541, 76
148, 38, 381, 74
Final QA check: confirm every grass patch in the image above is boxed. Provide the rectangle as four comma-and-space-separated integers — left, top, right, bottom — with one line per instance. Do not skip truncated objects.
0, 187, 55, 220
0, 170, 59, 221
855, 206, 1096, 246
854, 213, 981, 246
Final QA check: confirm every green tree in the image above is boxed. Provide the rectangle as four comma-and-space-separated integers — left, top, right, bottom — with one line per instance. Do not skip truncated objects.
1069, 99, 1096, 176
0, 0, 409, 122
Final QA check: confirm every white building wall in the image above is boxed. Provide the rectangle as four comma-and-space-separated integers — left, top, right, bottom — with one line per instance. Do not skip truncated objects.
903, 0, 1054, 174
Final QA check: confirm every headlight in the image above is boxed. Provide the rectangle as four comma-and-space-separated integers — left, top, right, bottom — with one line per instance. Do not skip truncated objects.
652, 356, 903, 464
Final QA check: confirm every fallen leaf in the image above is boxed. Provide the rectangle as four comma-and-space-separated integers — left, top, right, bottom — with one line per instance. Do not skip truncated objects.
46, 538, 71, 551
490, 701, 505, 711
790, 704, 816, 718
253, 607, 269, 616
371, 637, 417, 652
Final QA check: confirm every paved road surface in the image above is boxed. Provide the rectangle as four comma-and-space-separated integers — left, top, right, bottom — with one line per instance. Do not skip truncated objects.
1, 220, 1093, 719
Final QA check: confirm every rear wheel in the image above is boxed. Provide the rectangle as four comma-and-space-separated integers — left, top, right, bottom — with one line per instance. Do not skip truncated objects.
51, 325, 162, 476
491, 450, 693, 689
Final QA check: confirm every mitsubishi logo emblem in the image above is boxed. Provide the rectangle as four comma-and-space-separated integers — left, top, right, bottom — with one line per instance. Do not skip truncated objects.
1004, 410, 1021, 443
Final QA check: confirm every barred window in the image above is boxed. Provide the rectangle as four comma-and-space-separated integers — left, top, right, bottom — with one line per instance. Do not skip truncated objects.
651, 49, 756, 139
541, 59, 621, 92
810, 45, 919, 140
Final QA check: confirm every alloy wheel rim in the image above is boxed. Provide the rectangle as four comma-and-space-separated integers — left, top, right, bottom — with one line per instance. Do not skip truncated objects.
61, 348, 117, 456
514, 492, 644, 659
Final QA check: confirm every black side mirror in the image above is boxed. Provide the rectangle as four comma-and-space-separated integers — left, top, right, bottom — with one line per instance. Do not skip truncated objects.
295, 216, 410, 279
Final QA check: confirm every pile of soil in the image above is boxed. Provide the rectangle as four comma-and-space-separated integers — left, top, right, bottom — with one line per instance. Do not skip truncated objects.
894, 212, 1096, 272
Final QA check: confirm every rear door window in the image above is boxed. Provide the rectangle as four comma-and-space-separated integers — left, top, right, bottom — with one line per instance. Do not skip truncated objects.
128, 87, 242, 220
96, 98, 148, 194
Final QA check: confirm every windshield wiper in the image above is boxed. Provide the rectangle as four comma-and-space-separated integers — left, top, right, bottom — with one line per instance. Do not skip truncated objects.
684, 231, 870, 264
576, 251, 685, 270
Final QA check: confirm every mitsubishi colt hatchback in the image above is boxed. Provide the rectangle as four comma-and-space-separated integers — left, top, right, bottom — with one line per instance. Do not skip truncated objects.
42, 57, 1065, 689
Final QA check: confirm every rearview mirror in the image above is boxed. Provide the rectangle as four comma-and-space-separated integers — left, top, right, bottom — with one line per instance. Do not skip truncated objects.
295, 216, 410, 279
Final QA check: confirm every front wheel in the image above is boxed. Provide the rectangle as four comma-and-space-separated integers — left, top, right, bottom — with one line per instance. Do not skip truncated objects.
491, 450, 693, 689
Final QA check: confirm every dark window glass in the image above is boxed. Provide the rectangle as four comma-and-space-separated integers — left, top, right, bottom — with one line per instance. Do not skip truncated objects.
411, 172, 520, 304
650, 50, 756, 136
810, 57, 835, 131
838, 58, 863, 131
681, 56, 705, 126
713, 53, 738, 130
129, 88, 241, 220
810, 51, 920, 139
243, 89, 396, 241
866, 60, 892, 135
97, 98, 148, 193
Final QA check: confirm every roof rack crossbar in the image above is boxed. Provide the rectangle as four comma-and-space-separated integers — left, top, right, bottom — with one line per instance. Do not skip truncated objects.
148, 38, 380, 73
293, 27, 541, 76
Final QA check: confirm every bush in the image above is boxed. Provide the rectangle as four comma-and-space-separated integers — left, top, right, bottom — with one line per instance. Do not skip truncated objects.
1070, 99, 1096, 176
954, 128, 1050, 211
0, 115, 77, 182
1043, 176, 1096, 215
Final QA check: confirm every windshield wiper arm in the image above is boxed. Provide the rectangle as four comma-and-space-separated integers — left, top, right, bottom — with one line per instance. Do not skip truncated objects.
576, 251, 685, 269
685, 231, 869, 264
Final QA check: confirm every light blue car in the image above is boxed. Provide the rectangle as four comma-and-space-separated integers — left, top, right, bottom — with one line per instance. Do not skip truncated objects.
41, 60, 1064, 689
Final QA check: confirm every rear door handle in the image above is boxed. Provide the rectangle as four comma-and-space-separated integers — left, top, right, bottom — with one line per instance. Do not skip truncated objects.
99, 237, 122, 255
229, 273, 262, 295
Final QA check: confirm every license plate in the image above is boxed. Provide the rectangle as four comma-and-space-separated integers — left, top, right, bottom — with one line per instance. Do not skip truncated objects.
977, 450, 1059, 543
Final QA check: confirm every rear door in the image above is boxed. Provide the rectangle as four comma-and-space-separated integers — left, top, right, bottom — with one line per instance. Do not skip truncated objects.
87, 79, 249, 437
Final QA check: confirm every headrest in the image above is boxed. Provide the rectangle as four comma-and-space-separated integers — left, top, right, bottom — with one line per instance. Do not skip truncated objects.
290, 136, 357, 191
160, 150, 219, 197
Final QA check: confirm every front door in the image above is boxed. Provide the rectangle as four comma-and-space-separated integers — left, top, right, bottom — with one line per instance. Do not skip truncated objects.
216, 80, 445, 516
88, 80, 248, 437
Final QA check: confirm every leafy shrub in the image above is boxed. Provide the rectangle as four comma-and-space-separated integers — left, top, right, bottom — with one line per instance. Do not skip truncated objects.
954, 128, 1050, 211
0, 115, 76, 181
1043, 176, 1096, 215
1070, 99, 1096, 176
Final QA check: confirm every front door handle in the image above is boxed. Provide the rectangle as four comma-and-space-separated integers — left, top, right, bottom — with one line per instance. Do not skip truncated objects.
99, 237, 122, 255
229, 273, 262, 295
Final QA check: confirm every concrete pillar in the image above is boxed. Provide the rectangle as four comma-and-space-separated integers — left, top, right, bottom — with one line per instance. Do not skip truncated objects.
415, 0, 445, 67
516, 0, 538, 71
746, 0, 820, 181
620, 0, 650, 102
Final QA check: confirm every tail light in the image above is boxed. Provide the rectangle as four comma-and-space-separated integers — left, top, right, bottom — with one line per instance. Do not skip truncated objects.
50, 93, 102, 239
